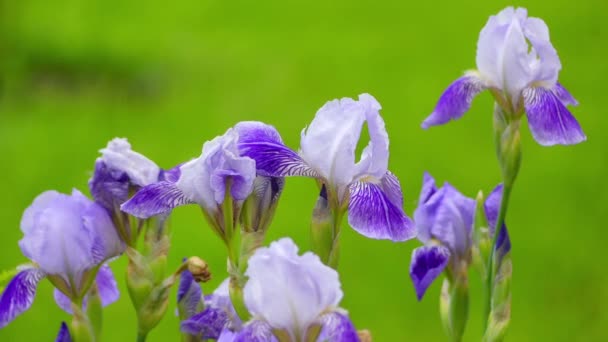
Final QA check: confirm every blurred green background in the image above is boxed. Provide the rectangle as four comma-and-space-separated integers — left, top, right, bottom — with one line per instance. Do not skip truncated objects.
0, 0, 606, 340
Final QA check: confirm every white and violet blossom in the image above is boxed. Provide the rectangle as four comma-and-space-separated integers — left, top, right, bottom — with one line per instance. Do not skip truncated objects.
0, 190, 123, 328
409, 173, 510, 300
236, 95, 415, 242
423, 7, 585, 146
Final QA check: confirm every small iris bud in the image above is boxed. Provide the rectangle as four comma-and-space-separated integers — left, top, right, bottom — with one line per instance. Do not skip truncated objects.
186, 257, 211, 283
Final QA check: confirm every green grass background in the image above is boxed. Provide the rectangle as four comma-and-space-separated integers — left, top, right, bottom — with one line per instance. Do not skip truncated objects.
0, 0, 606, 340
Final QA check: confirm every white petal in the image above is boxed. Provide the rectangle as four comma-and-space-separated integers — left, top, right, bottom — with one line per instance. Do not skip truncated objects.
243, 238, 342, 340
100, 138, 160, 186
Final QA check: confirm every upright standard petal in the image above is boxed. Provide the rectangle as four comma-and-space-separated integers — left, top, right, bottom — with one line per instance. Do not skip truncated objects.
409, 245, 450, 300
100, 138, 160, 187
0, 267, 45, 328
317, 311, 359, 342
347, 176, 415, 242
244, 238, 342, 340
55, 322, 72, 342
299, 96, 367, 194
422, 74, 486, 129
523, 86, 586, 146
235, 121, 316, 177
352, 94, 389, 181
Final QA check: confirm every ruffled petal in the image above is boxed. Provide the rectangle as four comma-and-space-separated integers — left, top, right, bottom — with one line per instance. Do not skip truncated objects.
100, 138, 160, 187
524, 86, 586, 146
300, 96, 367, 192
0, 267, 45, 328
409, 246, 450, 300
523, 17, 561, 86
347, 179, 415, 242
233, 320, 277, 342
422, 74, 486, 129
55, 322, 72, 342
181, 307, 228, 339
121, 181, 193, 218
244, 238, 342, 338
317, 311, 359, 342
235, 121, 317, 177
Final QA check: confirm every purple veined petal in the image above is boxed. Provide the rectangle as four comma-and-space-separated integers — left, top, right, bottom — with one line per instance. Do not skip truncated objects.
553, 82, 579, 106
121, 181, 193, 218
53, 289, 73, 313
422, 74, 486, 129
180, 307, 229, 339
347, 180, 416, 242
55, 322, 72, 342
233, 320, 278, 342
379, 171, 404, 209
159, 164, 182, 183
217, 327, 237, 342
88, 160, 130, 211
316, 311, 359, 342
409, 245, 451, 301
95, 264, 119, 307
523, 86, 586, 146
0, 266, 45, 328
177, 262, 203, 319
234, 121, 318, 178
484, 185, 511, 262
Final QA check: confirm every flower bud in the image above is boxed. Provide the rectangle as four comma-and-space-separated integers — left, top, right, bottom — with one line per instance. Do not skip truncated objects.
186, 257, 211, 283
493, 103, 522, 187
440, 274, 469, 342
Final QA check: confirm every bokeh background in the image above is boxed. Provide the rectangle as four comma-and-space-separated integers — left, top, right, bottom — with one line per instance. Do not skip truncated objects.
1, 0, 606, 340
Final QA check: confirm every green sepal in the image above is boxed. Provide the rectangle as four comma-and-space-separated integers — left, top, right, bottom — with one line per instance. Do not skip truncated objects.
484, 256, 512, 342
440, 275, 469, 342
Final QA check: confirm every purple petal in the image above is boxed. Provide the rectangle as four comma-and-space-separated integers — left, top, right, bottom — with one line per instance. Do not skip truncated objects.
524, 86, 586, 146
53, 289, 73, 313
422, 75, 486, 129
55, 322, 72, 342
95, 264, 119, 307
409, 245, 450, 300
177, 265, 203, 319
380, 171, 404, 209
159, 164, 182, 183
317, 311, 359, 342
348, 180, 416, 241
88, 160, 130, 211
181, 307, 228, 339
484, 185, 511, 261
234, 121, 317, 177
553, 82, 579, 106
121, 181, 193, 218
0, 267, 45, 328
233, 320, 277, 342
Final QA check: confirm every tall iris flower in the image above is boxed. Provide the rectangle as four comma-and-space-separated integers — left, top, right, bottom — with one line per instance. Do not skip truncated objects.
409, 173, 510, 300
0, 190, 123, 328
422, 7, 585, 146
237, 94, 414, 242
121, 128, 257, 238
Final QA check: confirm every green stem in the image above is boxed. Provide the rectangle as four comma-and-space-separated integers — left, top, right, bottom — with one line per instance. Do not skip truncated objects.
137, 332, 148, 342
483, 183, 513, 332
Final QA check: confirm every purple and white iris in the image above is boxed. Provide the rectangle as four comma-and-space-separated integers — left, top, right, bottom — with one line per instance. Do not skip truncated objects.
422, 7, 585, 146
409, 173, 510, 300
0, 190, 123, 328
120, 128, 257, 231
90, 138, 180, 214
236, 95, 415, 241
177, 238, 358, 342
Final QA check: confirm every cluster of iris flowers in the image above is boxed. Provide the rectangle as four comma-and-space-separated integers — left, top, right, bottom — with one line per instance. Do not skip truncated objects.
0, 7, 584, 342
